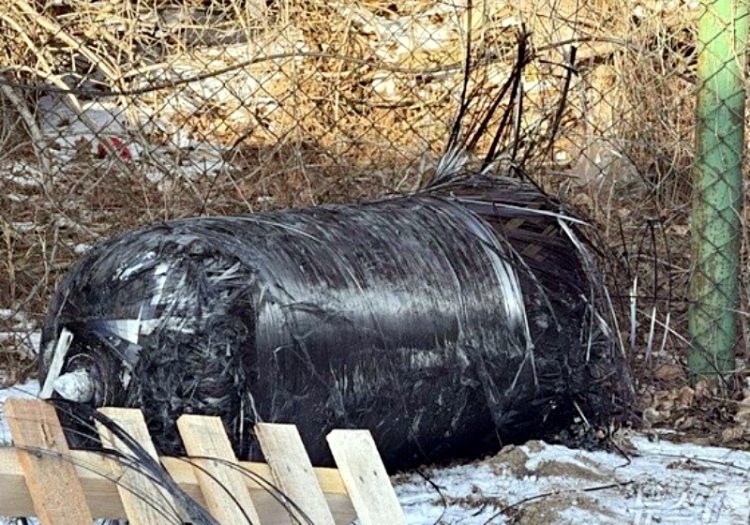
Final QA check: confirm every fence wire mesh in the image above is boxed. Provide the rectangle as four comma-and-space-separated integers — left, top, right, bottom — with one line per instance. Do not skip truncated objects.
0, 0, 748, 430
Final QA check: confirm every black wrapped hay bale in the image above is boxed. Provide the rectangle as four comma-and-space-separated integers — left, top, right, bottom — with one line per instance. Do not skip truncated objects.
38, 175, 632, 469
37, 31, 633, 469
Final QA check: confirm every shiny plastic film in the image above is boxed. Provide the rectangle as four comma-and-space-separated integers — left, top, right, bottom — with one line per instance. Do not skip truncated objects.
38, 175, 633, 470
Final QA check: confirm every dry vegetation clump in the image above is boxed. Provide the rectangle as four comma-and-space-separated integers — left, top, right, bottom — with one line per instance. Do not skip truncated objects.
0, 0, 748, 446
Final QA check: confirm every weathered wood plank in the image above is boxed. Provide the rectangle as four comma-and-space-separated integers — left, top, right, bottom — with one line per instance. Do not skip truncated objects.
4, 399, 93, 525
96, 407, 179, 525
0, 446, 357, 523
327, 429, 406, 525
256, 422, 336, 525
177, 414, 262, 524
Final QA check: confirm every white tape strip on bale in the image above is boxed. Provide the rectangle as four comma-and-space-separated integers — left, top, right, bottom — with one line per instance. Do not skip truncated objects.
39, 327, 73, 399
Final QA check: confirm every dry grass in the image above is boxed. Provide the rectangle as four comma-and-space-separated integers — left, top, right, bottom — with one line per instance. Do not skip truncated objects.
0, 0, 748, 444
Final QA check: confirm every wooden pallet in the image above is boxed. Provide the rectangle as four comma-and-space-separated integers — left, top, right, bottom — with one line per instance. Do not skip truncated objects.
0, 399, 407, 525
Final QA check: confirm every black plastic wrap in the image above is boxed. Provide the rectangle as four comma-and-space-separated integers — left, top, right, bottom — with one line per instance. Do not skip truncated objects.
38, 176, 632, 470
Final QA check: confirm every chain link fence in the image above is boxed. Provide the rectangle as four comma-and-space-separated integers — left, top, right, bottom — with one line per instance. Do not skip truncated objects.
0, 1, 748, 404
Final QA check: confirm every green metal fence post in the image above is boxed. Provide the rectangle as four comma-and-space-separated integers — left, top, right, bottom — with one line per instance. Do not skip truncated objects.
689, 0, 749, 378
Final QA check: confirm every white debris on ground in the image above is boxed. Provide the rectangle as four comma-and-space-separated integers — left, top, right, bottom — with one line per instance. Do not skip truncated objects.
34, 94, 229, 181
0, 378, 748, 524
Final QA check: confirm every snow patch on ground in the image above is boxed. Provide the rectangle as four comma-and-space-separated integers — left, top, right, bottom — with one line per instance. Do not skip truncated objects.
395, 436, 750, 524
0, 378, 748, 524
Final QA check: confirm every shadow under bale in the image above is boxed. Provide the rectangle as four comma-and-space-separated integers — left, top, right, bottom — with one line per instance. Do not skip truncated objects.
36, 29, 633, 471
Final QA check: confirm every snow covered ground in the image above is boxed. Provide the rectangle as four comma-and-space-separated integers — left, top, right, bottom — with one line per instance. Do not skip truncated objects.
395, 437, 750, 524
1, 379, 748, 524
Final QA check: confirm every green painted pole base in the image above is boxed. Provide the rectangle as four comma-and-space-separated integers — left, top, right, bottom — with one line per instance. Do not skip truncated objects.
688, 0, 748, 379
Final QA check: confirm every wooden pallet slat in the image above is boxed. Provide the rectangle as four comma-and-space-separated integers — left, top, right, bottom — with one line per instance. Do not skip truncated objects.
0, 399, 402, 525
177, 414, 263, 525
255, 422, 336, 525
326, 429, 407, 525
0, 446, 352, 520
95, 407, 179, 525
4, 399, 93, 525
